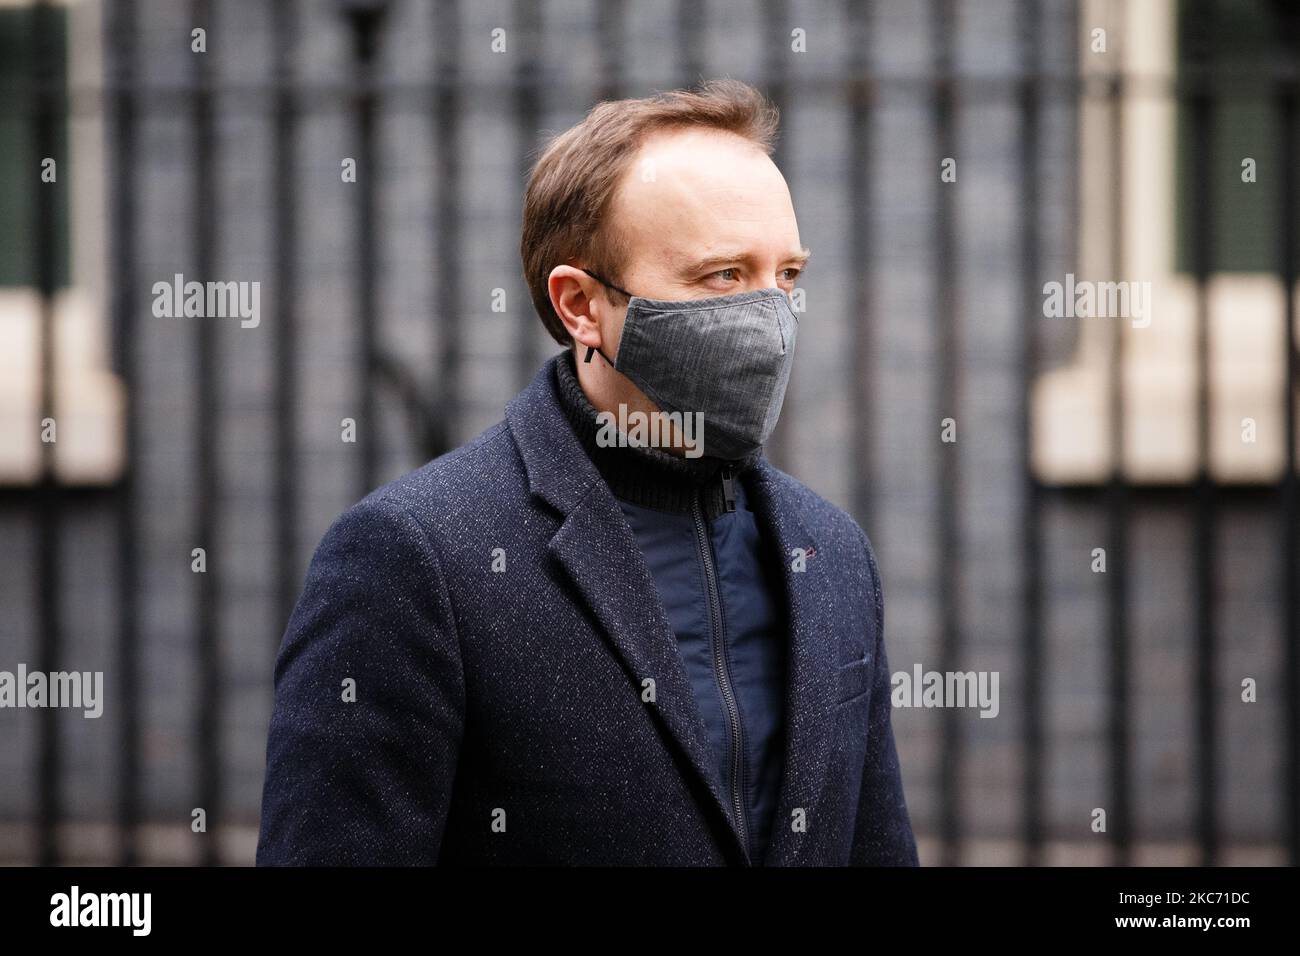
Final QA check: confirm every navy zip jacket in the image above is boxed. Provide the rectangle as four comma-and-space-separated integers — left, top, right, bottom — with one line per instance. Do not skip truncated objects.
256, 351, 919, 866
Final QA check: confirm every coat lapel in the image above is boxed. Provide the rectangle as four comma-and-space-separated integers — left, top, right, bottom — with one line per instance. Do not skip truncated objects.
744, 460, 839, 866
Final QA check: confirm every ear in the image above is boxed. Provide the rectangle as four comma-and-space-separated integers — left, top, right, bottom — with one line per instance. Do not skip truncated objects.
547, 264, 606, 356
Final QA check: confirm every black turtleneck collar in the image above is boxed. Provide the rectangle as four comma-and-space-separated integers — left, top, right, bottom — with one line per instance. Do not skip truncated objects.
552, 347, 763, 518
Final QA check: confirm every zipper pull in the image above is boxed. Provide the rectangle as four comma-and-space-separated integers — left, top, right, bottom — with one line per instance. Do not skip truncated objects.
720, 465, 736, 513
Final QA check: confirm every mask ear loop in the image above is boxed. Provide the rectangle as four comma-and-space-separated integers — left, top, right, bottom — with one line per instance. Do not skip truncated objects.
578, 267, 635, 365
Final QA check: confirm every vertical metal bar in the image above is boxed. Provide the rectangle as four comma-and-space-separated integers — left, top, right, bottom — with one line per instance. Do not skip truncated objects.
762, 0, 789, 171
433, 0, 461, 451
190, 0, 221, 868
595, 0, 625, 102
677, 0, 703, 88
514, 0, 541, 389
1017, 0, 1044, 867
1104, 58, 1132, 867
848, 0, 874, 528
347, 4, 384, 497
1276, 62, 1298, 868
762, 0, 793, 469
273, 0, 299, 631
1186, 0, 1218, 866
32, 0, 62, 868
932, 0, 962, 867
107, 0, 141, 868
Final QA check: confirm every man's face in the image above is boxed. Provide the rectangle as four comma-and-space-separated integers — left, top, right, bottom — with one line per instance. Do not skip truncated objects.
548, 125, 807, 451
595, 126, 808, 359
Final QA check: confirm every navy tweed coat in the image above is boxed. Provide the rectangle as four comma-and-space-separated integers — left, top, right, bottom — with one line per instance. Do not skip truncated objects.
255, 354, 919, 866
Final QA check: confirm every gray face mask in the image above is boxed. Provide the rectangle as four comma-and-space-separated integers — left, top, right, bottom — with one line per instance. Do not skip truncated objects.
580, 268, 799, 460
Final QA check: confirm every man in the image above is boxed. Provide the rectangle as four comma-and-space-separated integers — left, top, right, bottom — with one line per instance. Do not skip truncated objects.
256, 79, 918, 866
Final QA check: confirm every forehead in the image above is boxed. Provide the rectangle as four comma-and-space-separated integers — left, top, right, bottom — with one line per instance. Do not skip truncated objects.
609, 127, 799, 268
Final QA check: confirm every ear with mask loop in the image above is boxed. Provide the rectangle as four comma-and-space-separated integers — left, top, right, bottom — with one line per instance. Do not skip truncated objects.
583, 342, 616, 365
578, 267, 635, 365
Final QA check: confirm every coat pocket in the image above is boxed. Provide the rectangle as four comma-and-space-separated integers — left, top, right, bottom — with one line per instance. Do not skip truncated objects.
832, 654, 873, 709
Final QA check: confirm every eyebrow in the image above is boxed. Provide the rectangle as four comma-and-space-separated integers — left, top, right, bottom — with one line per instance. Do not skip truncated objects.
678, 247, 812, 275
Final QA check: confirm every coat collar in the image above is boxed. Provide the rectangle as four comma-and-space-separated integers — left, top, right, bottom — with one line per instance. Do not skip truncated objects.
505, 355, 837, 865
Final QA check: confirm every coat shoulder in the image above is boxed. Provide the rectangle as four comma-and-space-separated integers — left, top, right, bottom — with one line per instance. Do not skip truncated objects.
343, 419, 522, 537
756, 460, 877, 555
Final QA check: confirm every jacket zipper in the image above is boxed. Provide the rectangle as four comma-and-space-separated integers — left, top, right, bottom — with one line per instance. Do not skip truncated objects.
693, 477, 748, 861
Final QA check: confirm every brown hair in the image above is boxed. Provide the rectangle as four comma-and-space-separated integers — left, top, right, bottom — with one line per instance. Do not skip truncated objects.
520, 78, 780, 345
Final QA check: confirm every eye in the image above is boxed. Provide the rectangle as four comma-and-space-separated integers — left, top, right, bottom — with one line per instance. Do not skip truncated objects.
779, 267, 801, 282
710, 267, 741, 283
